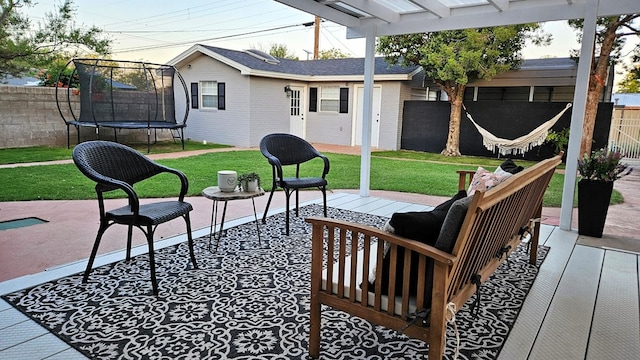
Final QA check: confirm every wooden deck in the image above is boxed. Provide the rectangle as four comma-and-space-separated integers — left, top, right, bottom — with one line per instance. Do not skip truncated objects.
1, 192, 639, 359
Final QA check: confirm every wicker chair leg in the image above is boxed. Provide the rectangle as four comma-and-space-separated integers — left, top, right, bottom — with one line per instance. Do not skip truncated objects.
321, 186, 327, 217
83, 224, 108, 283
146, 225, 159, 296
262, 187, 276, 224
126, 225, 133, 261
295, 188, 300, 217
184, 213, 198, 269
284, 188, 293, 236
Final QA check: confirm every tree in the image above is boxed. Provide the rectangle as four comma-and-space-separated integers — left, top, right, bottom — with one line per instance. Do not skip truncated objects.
268, 43, 298, 60
318, 48, 348, 59
0, 0, 110, 79
377, 25, 548, 156
617, 65, 640, 93
568, 15, 639, 155
616, 49, 640, 93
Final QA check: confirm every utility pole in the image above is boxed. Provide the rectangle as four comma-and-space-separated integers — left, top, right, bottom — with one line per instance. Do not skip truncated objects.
313, 16, 320, 60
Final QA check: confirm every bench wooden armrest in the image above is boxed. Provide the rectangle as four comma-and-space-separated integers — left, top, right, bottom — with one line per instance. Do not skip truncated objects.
306, 216, 457, 266
456, 170, 476, 191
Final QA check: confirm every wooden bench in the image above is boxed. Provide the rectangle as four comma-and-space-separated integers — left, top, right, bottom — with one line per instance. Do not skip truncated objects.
305, 153, 563, 360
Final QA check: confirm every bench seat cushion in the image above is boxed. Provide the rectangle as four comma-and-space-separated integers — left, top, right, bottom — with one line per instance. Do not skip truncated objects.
322, 244, 417, 316
372, 190, 467, 294
434, 195, 473, 253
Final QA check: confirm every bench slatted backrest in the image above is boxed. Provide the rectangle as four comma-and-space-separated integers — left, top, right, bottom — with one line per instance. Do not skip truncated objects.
446, 154, 561, 306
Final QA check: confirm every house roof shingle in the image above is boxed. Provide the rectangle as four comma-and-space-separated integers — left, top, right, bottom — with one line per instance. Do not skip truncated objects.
185, 44, 422, 77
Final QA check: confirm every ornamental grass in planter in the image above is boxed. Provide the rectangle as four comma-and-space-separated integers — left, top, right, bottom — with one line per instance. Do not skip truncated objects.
577, 148, 632, 237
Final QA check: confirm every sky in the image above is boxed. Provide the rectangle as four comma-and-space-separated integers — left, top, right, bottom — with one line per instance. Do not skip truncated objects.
27, 0, 638, 85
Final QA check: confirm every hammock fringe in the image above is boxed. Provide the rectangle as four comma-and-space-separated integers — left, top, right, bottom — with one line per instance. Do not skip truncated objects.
466, 103, 572, 156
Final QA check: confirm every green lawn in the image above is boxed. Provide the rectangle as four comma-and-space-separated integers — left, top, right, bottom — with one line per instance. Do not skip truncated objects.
0, 145, 621, 207
0, 141, 229, 165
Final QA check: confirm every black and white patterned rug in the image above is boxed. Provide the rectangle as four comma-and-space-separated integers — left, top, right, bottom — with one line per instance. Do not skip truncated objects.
3, 205, 548, 359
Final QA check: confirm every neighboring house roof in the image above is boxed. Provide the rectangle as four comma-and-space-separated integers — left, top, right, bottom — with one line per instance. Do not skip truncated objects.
1, 74, 136, 89
109, 80, 137, 90
612, 93, 640, 107
1, 75, 41, 86
517, 57, 578, 70
468, 57, 580, 87
168, 44, 422, 81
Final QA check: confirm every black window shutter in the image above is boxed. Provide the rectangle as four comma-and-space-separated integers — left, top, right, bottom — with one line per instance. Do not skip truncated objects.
218, 83, 226, 110
190, 83, 198, 109
339, 87, 349, 113
309, 87, 317, 112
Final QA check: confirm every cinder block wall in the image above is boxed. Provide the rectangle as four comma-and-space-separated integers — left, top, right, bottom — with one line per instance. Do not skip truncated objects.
0, 86, 170, 149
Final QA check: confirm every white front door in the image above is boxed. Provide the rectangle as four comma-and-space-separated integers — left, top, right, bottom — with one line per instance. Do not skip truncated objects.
354, 86, 381, 147
289, 86, 305, 138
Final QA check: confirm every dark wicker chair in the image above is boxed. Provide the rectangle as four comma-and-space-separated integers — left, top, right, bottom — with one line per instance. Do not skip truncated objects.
260, 133, 330, 235
72, 140, 198, 295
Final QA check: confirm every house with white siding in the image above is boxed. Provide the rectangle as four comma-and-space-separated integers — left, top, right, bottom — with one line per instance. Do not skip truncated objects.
168, 45, 592, 150
168, 44, 422, 150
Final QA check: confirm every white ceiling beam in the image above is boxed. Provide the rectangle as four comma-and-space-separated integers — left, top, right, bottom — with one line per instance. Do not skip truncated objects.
408, 0, 451, 18
597, 0, 640, 17
487, 0, 510, 12
275, 0, 362, 28
283, 0, 640, 39
347, 3, 589, 38
340, 0, 400, 23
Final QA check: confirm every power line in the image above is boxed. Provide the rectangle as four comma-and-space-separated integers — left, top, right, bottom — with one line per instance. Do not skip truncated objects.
115, 22, 310, 53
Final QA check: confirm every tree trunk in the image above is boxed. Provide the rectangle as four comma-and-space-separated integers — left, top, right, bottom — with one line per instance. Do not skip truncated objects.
441, 84, 466, 156
579, 17, 619, 156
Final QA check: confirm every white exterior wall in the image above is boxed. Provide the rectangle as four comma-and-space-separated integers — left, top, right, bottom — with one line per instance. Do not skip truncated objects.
248, 77, 292, 146
303, 81, 406, 150
176, 56, 252, 147
394, 82, 415, 150
377, 82, 404, 150
305, 82, 353, 146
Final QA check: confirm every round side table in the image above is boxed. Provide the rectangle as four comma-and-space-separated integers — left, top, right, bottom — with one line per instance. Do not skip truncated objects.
202, 186, 265, 252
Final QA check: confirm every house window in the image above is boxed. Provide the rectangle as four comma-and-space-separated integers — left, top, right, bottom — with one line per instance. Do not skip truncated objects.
320, 86, 339, 112
199, 81, 226, 110
201, 81, 218, 109
320, 86, 348, 113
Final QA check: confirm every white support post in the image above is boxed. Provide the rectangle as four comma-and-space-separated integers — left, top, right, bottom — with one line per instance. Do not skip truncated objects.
359, 25, 376, 197
560, 0, 599, 230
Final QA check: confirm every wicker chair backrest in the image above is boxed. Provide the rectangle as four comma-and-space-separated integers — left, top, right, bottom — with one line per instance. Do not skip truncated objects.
73, 141, 162, 189
260, 133, 321, 166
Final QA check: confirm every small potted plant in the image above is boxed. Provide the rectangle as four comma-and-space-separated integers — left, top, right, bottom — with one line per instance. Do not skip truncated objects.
238, 172, 261, 192
577, 147, 632, 237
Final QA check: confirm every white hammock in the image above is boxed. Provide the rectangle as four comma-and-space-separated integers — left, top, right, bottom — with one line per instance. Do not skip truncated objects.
465, 102, 572, 156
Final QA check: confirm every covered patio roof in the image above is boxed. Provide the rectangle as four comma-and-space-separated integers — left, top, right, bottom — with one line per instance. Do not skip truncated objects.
276, 0, 639, 37
275, 0, 640, 231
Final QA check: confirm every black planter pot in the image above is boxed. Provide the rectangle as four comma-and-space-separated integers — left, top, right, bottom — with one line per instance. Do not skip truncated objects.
578, 179, 614, 238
